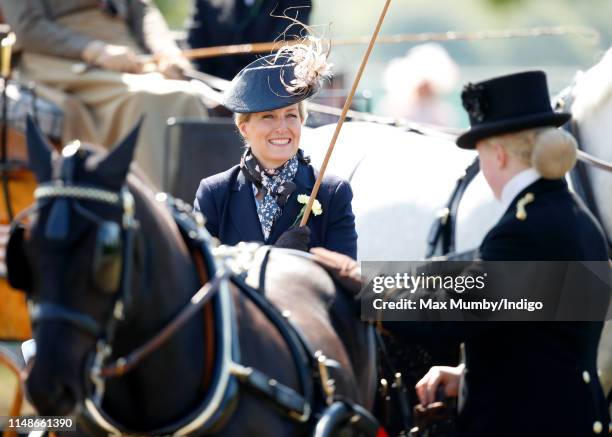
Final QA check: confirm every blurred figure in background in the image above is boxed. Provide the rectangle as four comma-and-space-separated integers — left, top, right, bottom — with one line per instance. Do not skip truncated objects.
378, 43, 459, 126
1, 0, 210, 189
187, 0, 312, 80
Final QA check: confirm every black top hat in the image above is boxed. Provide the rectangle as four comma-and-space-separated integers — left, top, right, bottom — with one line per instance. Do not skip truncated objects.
223, 52, 319, 114
456, 71, 570, 149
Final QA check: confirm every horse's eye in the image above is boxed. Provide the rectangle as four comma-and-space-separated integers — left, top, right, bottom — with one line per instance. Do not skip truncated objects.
92, 222, 123, 294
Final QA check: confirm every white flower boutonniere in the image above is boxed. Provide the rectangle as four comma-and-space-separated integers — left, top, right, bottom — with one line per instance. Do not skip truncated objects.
292, 194, 323, 226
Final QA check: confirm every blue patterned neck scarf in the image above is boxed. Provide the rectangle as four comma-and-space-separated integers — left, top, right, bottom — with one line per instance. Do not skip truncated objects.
240, 148, 301, 239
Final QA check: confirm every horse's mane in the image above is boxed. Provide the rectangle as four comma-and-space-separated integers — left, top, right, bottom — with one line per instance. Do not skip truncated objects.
571, 47, 612, 121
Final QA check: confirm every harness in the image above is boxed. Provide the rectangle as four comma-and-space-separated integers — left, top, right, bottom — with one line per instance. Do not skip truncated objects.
426, 156, 480, 259
7, 150, 379, 436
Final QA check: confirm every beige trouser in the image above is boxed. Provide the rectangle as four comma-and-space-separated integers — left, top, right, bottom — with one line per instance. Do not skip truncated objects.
16, 9, 208, 189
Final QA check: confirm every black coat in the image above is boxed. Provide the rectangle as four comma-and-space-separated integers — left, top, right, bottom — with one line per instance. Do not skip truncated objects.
187, 0, 312, 80
458, 178, 610, 436
193, 163, 358, 259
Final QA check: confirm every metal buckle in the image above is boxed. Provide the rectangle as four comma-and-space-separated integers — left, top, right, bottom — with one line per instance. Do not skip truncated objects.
315, 350, 336, 405
437, 207, 450, 226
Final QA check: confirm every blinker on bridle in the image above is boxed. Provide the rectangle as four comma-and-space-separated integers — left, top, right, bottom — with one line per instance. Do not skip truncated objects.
34, 182, 136, 296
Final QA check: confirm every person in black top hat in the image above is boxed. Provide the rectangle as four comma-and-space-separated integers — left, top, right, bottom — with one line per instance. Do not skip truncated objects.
414, 71, 611, 436
193, 36, 358, 259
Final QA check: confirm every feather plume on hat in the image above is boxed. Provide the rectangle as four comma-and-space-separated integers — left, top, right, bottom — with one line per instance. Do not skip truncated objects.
222, 18, 333, 113
272, 20, 333, 96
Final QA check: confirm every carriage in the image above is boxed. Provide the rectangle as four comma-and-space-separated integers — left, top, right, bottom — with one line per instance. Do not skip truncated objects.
1, 18, 612, 437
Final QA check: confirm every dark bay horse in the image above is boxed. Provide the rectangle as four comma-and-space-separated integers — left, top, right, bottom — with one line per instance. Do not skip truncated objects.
8, 119, 377, 436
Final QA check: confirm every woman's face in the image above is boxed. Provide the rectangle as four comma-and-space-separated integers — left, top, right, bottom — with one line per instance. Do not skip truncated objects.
476, 139, 509, 200
239, 104, 301, 169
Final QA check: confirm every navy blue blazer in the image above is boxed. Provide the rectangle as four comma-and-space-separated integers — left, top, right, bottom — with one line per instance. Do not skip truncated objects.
194, 163, 358, 259
459, 178, 610, 437
387, 178, 610, 436
479, 178, 608, 262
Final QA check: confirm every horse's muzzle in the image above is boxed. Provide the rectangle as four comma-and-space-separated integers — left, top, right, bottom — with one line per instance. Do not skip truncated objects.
26, 362, 80, 416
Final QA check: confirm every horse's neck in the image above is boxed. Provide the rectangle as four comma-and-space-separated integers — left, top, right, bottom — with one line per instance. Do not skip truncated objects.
122, 177, 200, 332
576, 104, 612, 241
572, 53, 612, 243
104, 178, 206, 430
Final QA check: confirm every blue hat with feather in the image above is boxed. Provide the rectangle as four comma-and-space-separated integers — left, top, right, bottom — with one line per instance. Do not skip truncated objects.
223, 41, 332, 113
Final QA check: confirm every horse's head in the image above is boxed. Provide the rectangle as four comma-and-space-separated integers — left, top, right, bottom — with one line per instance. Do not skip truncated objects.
8, 118, 141, 415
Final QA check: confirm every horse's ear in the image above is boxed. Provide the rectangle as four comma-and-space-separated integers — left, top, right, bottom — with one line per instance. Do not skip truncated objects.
95, 117, 143, 186
26, 116, 53, 183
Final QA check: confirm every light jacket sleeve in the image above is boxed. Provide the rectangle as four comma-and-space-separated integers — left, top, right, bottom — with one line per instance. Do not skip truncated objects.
0, 0, 96, 58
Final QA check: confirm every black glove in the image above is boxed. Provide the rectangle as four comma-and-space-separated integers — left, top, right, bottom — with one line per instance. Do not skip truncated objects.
275, 226, 311, 252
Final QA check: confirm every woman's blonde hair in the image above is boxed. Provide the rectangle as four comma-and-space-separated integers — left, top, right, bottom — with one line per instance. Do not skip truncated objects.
483, 127, 578, 179
234, 100, 309, 131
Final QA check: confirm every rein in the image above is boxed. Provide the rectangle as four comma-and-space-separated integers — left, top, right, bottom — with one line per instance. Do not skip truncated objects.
577, 149, 612, 173
96, 267, 230, 378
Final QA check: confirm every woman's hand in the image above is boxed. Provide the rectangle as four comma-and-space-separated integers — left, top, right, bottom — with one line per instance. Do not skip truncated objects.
156, 49, 192, 80
82, 41, 143, 73
415, 363, 464, 406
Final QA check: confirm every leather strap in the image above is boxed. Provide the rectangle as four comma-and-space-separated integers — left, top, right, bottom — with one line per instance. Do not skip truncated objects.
426, 157, 480, 258
31, 303, 101, 337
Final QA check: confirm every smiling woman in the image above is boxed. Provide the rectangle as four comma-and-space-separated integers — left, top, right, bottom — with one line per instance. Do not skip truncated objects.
236, 103, 305, 169
193, 32, 358, 258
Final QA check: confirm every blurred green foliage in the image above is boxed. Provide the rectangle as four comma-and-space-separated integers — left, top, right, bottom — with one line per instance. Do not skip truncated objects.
153, 0, 191, 29
485, 0, 527, 8
152, 0, 611, 64
312, 0, 610, 64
